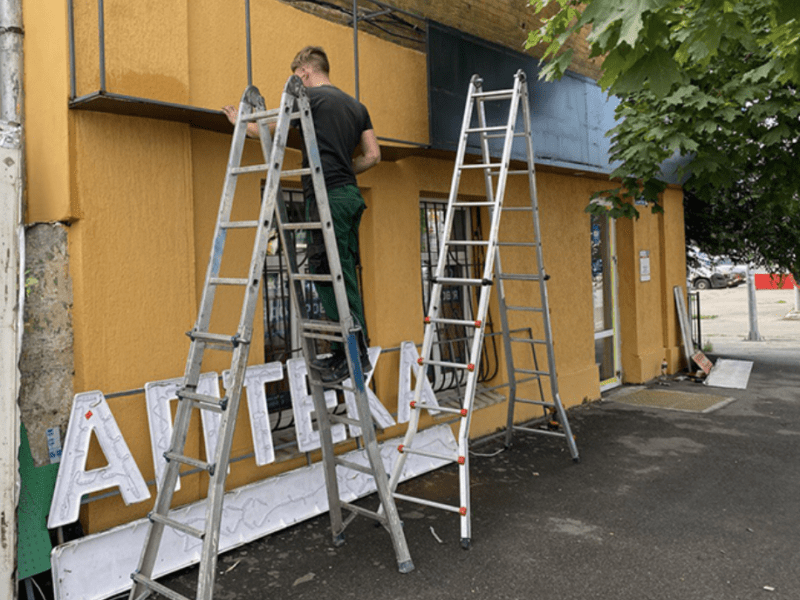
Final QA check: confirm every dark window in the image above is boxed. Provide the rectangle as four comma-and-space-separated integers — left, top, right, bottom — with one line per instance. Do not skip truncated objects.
419, 199, 498, 392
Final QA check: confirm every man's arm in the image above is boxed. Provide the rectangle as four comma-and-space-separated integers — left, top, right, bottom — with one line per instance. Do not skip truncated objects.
222, 105, 274, 138
353, 129, 381, 174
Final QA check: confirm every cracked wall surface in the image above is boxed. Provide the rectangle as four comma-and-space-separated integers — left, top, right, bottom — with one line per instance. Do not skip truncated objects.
19, 222, 74, 466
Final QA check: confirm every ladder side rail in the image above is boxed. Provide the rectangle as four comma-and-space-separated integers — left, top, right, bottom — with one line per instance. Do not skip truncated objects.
196, 343, 249, 599
388, 75, 480, 493
294, 92, 356, 336
191, 88, 253, 342
129, 390, 194, 599
476, 73, 524, 287
473, 80, 522, 448
284, 81, 349, 542
519, 75, 579, 460
234, 87, 295, 342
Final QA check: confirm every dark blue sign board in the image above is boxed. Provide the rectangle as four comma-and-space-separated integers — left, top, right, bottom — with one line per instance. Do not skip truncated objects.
427, 21, 619, 174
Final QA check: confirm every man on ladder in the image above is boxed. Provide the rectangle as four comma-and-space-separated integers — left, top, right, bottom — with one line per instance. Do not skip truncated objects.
224, 46, 379, 384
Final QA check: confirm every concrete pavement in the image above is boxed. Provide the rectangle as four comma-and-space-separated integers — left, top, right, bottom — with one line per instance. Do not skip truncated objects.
157, 286, 800, 600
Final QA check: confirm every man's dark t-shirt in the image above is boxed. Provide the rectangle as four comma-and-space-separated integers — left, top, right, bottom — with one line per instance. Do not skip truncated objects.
299, 85, 373, 199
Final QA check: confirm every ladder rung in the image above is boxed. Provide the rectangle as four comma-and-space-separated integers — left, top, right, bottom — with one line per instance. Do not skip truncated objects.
282, 222, 323, 231
187, 331, 249, 349
497, 241, 537, 247
177, 389, 228, 413
209, 277, 251, 287
509, 336, 547, 344
241, 109, 301, 123
240, 108, 279, 122
148, 512, 205, 539
464, 125, 506, 133
433, 276, 488, 286
516, 368, 553, 377
400, 446, 458, 463
281, 168, 312, 178
501, 207, 534, 213
422, 359, 476, 371
293, 273, 335, 283
231, 164, 268, 175
300, 319, 344, 333
393, 492, 463, 515
164, 451, 215, 475
411, 402, 464, 416
473, 89, 514, 100
452, 201, 496, 207
341, 501, 385, 523
512, 424, 566, 439
131, 573, 191, 600
334, 457, 374, 475
515, 398, 555, 409
425, 317, 481, 327
221, 220, 259, 229
506, 305, 545, 314
507, 170, 530, 175
460, 163, 502, 170
498, 273, 543, 282
444, 240, 490, 247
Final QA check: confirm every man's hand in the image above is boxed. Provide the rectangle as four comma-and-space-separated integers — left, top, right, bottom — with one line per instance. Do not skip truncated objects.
353, 129, 381, 174
222, 105, 259, 138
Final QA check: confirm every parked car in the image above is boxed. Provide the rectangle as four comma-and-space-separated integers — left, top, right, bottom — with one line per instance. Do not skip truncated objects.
687, 246, 748, 289
688, 265, 731, 289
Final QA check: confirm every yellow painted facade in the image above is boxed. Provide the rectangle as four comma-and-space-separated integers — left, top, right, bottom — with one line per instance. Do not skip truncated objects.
23, 0, 687, 534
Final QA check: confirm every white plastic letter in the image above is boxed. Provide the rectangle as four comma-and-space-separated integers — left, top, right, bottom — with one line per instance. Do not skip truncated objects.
144, 372, 221, 492
398, 341, 440, 422
287, 357, 346, 452
222, 362, 283, 466
48, 391, 150, 528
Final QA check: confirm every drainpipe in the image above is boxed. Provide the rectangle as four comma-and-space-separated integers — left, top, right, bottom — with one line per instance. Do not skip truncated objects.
0, 0, 24, 598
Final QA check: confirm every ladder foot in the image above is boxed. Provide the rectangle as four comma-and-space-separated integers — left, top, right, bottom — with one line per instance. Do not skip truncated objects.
572, 456, 581, 464
460, 537, 471, 550
333, 532, 346, 547
397, 559, 415, 574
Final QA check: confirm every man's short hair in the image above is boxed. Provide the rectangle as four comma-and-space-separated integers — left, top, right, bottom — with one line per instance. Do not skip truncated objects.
291, 46, 330, 75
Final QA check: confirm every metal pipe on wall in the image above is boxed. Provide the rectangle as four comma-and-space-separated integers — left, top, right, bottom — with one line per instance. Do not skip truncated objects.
0, 0, 23, 597
0, 0, 23, 121
352, 0, 359, 101
98, 0, 106, 91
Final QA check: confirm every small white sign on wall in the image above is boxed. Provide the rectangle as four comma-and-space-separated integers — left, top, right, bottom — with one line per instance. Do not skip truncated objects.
640, 250, 651, 282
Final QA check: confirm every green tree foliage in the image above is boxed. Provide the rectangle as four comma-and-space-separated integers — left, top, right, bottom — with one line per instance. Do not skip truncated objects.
528, 0, 800, 275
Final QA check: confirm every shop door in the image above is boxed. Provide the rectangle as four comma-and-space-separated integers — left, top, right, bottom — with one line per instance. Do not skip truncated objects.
591, 214, 621, 390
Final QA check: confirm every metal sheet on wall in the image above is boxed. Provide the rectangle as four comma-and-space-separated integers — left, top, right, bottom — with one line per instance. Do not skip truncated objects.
426, 21, 619, 174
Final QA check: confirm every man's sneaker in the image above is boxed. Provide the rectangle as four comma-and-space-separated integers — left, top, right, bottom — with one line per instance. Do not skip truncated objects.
309, 350, 344, 372
320, 351, 372, 384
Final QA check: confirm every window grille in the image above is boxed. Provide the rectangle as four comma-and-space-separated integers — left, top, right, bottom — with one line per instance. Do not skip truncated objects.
419, 199, 498, 393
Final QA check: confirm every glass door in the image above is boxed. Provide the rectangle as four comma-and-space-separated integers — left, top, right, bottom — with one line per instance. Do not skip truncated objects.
591, 214, 621, 390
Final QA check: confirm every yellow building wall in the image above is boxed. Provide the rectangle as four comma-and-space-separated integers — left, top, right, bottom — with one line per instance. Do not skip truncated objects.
24, 0, 686, 533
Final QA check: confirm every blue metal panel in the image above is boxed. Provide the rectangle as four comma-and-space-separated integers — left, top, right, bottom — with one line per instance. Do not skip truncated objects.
427, 21, 619, 175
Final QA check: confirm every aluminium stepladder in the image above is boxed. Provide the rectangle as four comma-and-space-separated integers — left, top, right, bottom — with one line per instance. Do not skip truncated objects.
129, 75, 412, 600
387, 70, 579, 550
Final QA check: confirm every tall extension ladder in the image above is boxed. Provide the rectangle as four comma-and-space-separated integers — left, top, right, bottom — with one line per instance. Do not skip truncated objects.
387, 70, 579, 550
129, 75, 412, 600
